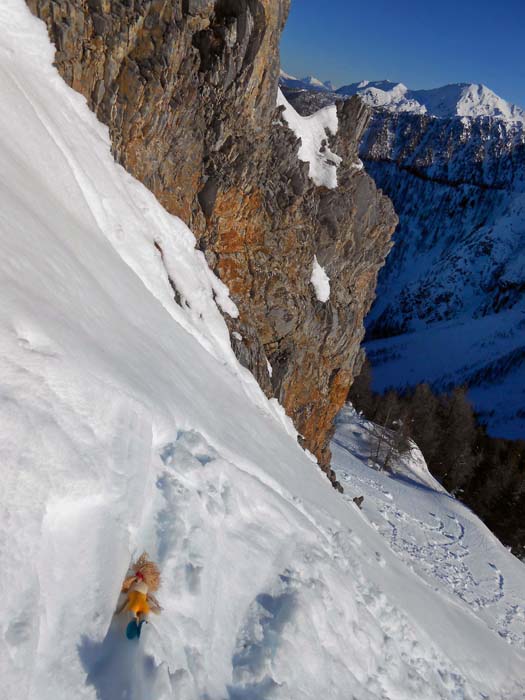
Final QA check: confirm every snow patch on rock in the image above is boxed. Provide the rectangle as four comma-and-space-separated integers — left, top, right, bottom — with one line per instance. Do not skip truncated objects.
277, 89, 341, 188
311, 256, 331, 302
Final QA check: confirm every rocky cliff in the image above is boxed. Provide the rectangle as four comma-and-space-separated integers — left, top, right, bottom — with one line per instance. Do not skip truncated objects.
27, 0, 396, 475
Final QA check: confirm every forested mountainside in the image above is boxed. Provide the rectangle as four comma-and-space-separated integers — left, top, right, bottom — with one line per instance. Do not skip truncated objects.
364, 111, 525, 439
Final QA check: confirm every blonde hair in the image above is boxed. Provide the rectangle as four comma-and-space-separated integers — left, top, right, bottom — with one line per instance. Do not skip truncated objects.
122, 552, 161, 592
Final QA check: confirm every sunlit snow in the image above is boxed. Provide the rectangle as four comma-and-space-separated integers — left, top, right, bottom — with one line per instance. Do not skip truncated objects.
310, 256, 331, 302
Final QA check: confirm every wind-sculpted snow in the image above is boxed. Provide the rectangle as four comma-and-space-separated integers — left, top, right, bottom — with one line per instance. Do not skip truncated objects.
2, 4, 525, 699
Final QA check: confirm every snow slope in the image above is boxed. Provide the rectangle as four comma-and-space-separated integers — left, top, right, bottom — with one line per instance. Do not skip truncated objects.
366, 307, 525, 438
2, 3, 525, 699
333, 406, 525, 651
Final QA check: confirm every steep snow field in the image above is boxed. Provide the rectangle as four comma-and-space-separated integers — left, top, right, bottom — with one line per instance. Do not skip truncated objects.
2, 3, 525, 700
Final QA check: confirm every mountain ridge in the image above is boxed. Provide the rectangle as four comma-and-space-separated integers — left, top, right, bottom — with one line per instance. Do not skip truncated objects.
280, 71, 525, 123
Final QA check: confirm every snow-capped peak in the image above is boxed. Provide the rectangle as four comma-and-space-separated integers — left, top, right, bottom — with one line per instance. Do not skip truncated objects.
301, 75, 328, 89
279, 68, 299, 82
279, 70, 332, 92
336, 80, 525, 124
429, 82, 525, 121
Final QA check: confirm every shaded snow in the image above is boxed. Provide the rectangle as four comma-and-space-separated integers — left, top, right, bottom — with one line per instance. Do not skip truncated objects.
1, 3, 525, 700
366, 306, 525, 439
310, 256, 330, 302
277, 89, 341, 188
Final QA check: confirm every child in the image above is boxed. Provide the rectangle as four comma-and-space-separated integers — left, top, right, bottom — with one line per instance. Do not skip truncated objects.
118, 552, 162, 639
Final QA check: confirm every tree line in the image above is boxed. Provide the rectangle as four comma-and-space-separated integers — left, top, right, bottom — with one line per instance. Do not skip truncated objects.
348, 358, 525, 559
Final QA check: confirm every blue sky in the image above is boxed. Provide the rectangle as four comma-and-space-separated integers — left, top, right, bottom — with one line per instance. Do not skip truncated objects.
280, 0, 525, 108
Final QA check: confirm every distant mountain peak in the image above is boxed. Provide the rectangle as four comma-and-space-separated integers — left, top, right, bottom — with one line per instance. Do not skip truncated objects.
301, 75, 327, 89
281, 69, 525, 123
279, 70, 332, 92
337, 80, 525, 123
279, 69, 299, 82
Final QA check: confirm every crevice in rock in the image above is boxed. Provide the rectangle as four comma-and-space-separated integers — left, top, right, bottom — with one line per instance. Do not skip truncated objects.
154, 241, 185, 308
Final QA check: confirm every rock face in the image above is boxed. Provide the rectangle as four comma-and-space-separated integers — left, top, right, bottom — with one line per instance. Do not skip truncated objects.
27, 0, 396, 472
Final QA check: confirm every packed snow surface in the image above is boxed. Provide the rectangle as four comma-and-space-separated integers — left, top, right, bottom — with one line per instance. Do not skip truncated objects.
277, 89, 341, 188
310, 256, 331, 302
2, 3, 525, 699
333, 406, 525, 652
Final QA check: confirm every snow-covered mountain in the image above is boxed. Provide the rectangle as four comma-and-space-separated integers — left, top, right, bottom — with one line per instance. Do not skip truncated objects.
336, 80, 525, 123
3, 4, 525, 699
362, 110, 525, 438
283, 73, 525, 124
279, 69, 334, 92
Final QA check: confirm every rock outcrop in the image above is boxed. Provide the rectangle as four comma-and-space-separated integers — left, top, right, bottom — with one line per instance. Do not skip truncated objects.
27, 0, 396, 474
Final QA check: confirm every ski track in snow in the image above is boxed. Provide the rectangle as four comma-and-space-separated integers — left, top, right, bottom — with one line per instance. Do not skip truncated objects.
334, 408, 525, 655
76, 425, 514, 700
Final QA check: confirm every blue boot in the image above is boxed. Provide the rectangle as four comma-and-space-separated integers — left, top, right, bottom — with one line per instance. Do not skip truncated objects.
126, 619, 139, 640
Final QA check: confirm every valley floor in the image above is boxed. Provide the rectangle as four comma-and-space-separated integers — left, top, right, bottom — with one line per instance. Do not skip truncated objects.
367, 308, 525, 439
